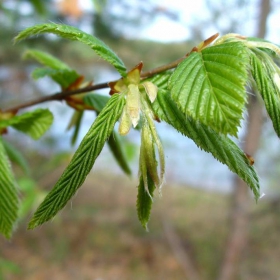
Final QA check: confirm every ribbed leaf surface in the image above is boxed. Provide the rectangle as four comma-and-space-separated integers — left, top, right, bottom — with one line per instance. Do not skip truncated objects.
3, 140, 29, 175
0, 137, 19, 238
0, 109, 53, 140
24, 49, 80, 88
28, 94, 125, 229
84, 94, 131, 175
152, 90, 260, 200
169, 42, 249, 136
137, 174, 156, 230
83, 94, 110, 112
250, 51, 280, 137
107, 131, 131, 176
15, 23, 127, 76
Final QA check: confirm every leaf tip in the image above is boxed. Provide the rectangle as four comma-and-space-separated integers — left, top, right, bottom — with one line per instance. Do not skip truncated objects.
27, 219, 39, 230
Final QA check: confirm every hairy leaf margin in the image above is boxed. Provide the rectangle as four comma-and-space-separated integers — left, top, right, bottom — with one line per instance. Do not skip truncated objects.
0, 109, 53, 140
28, 93, 125, 229
169, 42, 249, 136
0, 137, 19, 239
152, 89, 260, 200
15, 23, 127, 76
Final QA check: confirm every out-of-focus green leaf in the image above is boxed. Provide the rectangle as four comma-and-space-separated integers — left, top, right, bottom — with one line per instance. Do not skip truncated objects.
67, 110, 84, 146
0, 137, 19, 239
24, 49, 80, 89
24, 49, 71, 70
28, 0, 46, 16
107, 131, 131, 175
3, 139, 30, 175
137, 173, 156, 230
28, 93, 125, 229
83, 94, 110, 112
17, 177, 46, 219
92, 0, 107, 14
0, 109, 53, 140
15, 23, 127, 76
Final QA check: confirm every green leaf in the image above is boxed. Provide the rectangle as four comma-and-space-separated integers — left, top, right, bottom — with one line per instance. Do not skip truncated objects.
0, 137, 19, 239
83, 94, 110, 112
250, 50, 280, 137
107, 131, 131, 175
169, 42, 249, 136
24, 49, 80, 88
32, 68, 80, 89
28, 93, 125, 229
84, 94, 131, 175
24, 49, 72, 70
0, 109, 53, 140
137, 173, 156, 230
29, 0, 46, 16
3, 139, 30, 175
15, 23, 127, 76
153, 90, 260, 200
136, 112, 165, 230
141, 120, 159, 187
67, 111, 84, 146
245, 37, 280, 58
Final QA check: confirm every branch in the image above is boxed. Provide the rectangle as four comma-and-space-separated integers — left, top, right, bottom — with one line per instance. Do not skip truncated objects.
3, 56, 185, 113
3, 32, 220, 113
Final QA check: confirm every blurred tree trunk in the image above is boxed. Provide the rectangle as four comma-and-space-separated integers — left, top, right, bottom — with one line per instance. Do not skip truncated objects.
217, 1, 271, 279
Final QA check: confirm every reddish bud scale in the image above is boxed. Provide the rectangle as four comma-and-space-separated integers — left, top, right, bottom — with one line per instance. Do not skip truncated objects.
65, 75, 85, 91
245, 153, 255, 166
0, 109, 18, 135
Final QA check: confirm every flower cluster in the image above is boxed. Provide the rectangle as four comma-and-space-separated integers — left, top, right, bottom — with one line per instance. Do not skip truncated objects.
109, 62, 158, 135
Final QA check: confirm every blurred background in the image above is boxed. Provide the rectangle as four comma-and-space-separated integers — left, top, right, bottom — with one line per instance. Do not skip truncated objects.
1, 0, 280, 279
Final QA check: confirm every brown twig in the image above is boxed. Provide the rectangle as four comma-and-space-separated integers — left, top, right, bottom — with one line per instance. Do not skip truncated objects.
3, 32, 219, 113
2, 57, 184, 112
2, 56, 186, 113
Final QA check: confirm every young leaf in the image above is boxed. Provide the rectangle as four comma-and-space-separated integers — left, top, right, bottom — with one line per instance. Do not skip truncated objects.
152, 90, 260, 200
29, 0, 46, 16
83, 94, 110, 112
250, 51, 280, 137
0, 109, 53, 140
28, 93, 125, 229
0, 137, 19, 239
15, 23, 127, 77
245, 37, 280, 58
32, 68, 80, 89
67, 110, 84, 146
84, 93, 131, 175
3, 139, 30, 175
137, 173, 156, 230
107, 131, 131, 176
169, 42, 249, 136
24, 49, 73, 70
24, 49, 80, 89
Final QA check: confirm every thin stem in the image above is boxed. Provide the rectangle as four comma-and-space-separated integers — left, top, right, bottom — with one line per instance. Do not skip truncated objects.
140, 56, 185, 78
3, 56, 185, 113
